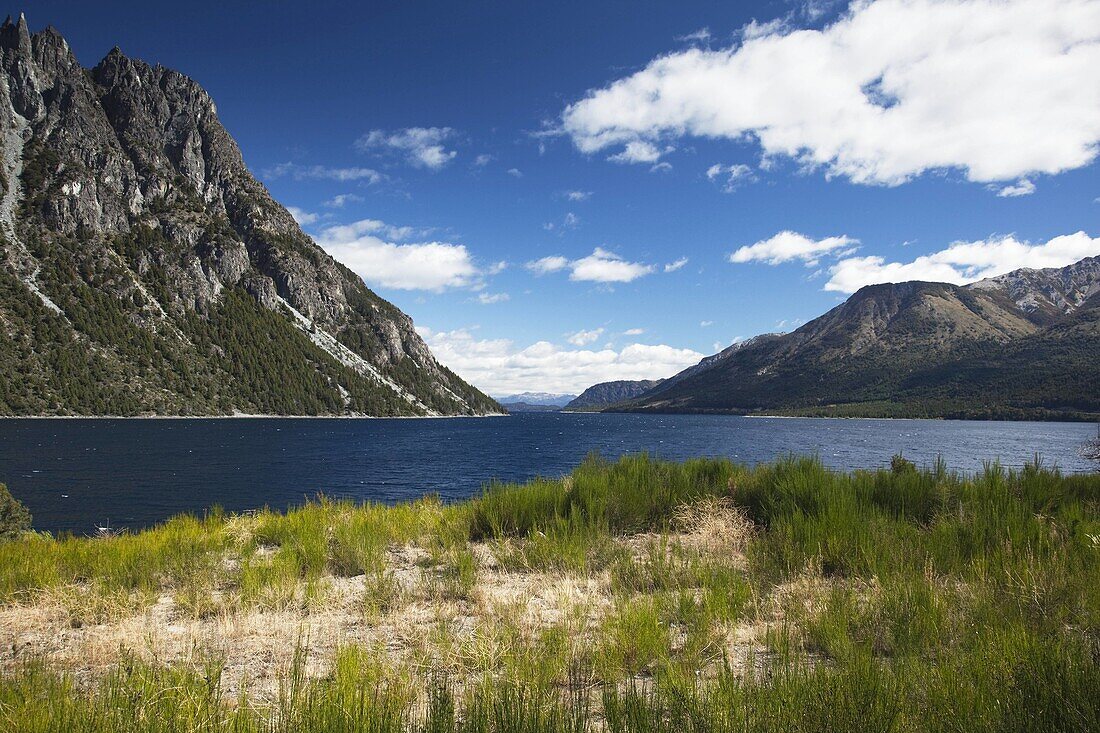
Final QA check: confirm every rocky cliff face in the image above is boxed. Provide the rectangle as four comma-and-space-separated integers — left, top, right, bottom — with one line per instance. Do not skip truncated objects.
618, 257, 1100, 420
968, 255, 1100, 321
0, 15, 500, 416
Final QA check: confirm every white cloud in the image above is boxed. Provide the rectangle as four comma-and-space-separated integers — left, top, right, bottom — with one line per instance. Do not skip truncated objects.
569, 248, 656, 283
561, 0, 1100, 187
607, 141, 668, 164
507, 168, 524, 178
677, 27, 712, 44
315, 218, 487, 292
700, 320, 714, 327
474, 154, 493, 166
487, 261, 509, 275
356, 127, 458, 169
526, 256, 570, 275
825, 231, 1100, 292
994, 179, 1037, 197
319, 218, 417, 241
567, 328, 605, 346
476, 292, 510, 305
416, 327, 705, 394
664, 257, 689, 272
706, 163, 756, 192
649, 161, 674, 173
624, 328, 645, 335
525, 248, 655, 283
287, 207, 319, 226
564, 190, 593, 201
730, 231, 859, 266
323, 193, 364, 208
266, 163, 383, 184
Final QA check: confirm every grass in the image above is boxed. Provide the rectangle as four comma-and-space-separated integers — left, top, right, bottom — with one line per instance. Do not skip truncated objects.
0, 453, 1098, 731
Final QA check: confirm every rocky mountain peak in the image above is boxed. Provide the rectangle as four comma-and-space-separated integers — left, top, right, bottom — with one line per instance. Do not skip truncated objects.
0, 16, 500, 417
967, 254, 1100, 318
0, 14, 30, 54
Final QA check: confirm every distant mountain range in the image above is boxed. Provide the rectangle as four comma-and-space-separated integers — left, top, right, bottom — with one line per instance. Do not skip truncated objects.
591, 257, 1100, 420
0, 16, 499, 416
496, 392, 577, 408
496, 392, 576, 413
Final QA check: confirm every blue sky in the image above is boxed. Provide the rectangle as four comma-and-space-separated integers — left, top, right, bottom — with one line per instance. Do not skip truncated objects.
28, 0, 1100, 395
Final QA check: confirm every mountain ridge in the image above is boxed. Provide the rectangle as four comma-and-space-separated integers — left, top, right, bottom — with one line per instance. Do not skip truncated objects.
0, 15, 500, 416
565, 379, 664, 411
609, 256, 1100, 420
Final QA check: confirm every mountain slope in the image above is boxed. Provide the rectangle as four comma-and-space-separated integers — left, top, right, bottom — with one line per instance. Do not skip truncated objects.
620, 257, 1100, 420
0, 16, 499, 416
565, 380, 664, 411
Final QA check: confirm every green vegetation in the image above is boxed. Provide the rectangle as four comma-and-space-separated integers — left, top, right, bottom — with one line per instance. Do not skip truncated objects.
0, 483, 31, 539
0, 223, 498, 416
0, 454, 1097, 731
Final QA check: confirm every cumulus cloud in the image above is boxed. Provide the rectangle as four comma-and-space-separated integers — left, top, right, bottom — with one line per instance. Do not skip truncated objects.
525, 248, 655, 283
567, 328, 605, 346
706, 163, 756, 192
507, 168, 524, 178
730, 231, 859, 266
287, 207, 319, 226
564, 190, 593, 201
476, 292, 510, 305
824, 231, 1100, 292
623, 328, 645, 335
416, 327, 705, 394
315, 218, 488, 292
266, 163, 383, 184
561, 0, 1100, 187
994, 179, 1037, 197
664, 257, 689, 272
571, 248, 655, 283
526, 256, 570, 275
608, 140, 669, 164
356, 127, 458, 169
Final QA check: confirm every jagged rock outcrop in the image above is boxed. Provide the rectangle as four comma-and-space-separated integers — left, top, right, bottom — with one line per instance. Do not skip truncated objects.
614, 257, 1100, 420
0, 15, 500, 416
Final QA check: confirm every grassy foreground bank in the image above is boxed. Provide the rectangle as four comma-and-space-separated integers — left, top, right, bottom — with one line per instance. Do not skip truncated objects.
0, 454, 1098, 732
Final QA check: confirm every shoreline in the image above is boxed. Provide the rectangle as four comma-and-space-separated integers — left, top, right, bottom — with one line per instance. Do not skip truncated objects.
0, 412, 511, 420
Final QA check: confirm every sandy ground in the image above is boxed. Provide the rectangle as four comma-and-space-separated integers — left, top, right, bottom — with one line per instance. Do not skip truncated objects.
0, 504, 774, 702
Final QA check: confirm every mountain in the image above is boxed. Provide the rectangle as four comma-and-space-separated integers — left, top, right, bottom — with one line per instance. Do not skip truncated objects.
496, 392, 576, 408
497, 402, 561, 413
565, 380, 664, 411
0, 16, 499, 417
616, 257, 1100, 420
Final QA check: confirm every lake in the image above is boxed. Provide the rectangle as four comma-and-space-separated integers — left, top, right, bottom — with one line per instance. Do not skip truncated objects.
1, 413, 1096, 534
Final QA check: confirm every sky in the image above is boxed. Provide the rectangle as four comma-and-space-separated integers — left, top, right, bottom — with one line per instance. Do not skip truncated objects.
24, 0, 1100, 396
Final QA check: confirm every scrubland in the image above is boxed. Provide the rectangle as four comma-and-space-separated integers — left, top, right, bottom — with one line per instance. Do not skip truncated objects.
0, 454, 1097, 732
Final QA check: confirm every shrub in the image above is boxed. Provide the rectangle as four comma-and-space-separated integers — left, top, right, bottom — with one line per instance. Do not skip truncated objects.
890, 453, 917, 475
0, 483, 31, 539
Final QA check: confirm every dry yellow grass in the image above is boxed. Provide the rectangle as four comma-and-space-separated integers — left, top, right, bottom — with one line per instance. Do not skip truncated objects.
0, 524, 761, 702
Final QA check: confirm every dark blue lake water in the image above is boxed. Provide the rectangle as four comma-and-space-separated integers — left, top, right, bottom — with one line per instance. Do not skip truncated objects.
1, 413, 1095, 534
